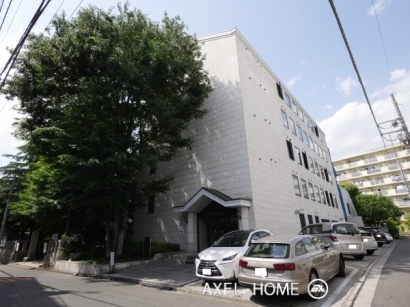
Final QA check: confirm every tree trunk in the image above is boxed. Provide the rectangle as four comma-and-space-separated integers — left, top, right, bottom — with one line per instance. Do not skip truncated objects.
116, 208, 129, 256
110, 213, 120, 255
105, 215, 111, 257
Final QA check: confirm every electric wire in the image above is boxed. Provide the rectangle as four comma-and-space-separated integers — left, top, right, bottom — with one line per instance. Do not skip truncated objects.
0, 0, 13, 33
68, 0, 83, 20
0, 0, 5, 19
0, 0, 52, 114
42, 0, 65, 34
328, 0, 388, 150
0, 0, 21, 49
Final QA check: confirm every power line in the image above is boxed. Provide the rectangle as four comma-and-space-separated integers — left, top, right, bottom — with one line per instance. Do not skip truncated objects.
68, 0, 83, 20
42, 0, 65, 33
0, 0, 21, 49
0, 0, 13, 33
0, 0, 52, 114
0, 0, 5, 18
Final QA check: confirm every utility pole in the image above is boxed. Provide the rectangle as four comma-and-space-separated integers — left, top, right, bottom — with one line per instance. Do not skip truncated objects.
0, 180, 15, 243
391, 94, 410, 146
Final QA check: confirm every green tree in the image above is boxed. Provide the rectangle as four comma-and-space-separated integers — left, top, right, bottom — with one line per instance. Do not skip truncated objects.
355, 194, 403, 226
2, 3, 212, 255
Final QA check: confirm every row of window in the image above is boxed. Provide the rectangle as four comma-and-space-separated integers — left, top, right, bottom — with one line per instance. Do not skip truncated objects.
282, 110, 328, 161
286, 140, 333, 184
276, 84, 324, 142
298, 213, 336, 229
292, 174, 339, 208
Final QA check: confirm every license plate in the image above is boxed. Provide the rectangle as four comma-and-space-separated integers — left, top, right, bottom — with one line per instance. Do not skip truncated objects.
255, 268, 267, 277
363, 238, 368, 242
349, 244, 356, 249
202, 268, 211, 275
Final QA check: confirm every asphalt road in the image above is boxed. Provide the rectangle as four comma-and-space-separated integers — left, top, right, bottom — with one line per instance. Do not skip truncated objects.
372, 236, 410, 307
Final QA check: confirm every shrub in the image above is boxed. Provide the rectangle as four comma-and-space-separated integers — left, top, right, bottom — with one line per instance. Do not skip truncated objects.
386, 219, 400, 239
123, 239, 180, 258
59, 234, 84, 256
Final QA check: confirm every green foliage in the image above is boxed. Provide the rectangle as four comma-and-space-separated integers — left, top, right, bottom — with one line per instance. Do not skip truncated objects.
1, 3, 211, 254
59, 233, 84, 256
124, 240, 180, 257
355, 194, 403, 226
386, 219, 400, 239
405, 212, 410, 229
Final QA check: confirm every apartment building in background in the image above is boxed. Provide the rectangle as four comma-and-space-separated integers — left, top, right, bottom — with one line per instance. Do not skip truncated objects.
133, 28, 346, 253
333, 145, 410, 214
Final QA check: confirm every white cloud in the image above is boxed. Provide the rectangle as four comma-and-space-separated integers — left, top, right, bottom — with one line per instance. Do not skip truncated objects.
324, 104, 332, 110
286, 73, 302, 88
368, 0, 392, 16
320, 69, 410, 161
336, 75, 358, 96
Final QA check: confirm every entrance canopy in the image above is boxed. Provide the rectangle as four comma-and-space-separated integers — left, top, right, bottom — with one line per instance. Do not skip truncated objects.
173, 187, 251, 213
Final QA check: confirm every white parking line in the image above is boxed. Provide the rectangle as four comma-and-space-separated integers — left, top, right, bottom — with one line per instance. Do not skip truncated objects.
320, 268, 358, 307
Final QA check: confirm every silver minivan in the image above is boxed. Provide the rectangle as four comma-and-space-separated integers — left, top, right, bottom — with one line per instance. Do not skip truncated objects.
299, 222, 366, 260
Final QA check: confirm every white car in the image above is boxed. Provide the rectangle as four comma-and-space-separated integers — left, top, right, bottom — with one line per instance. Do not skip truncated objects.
195, 229, 272, 281
385, 233, 394, 243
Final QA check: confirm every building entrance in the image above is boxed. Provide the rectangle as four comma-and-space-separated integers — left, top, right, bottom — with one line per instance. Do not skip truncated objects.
197, 201, 238, 251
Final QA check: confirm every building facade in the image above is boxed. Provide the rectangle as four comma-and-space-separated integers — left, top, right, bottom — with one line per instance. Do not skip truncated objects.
333, 145, 410, 214
133, 28, 345, 253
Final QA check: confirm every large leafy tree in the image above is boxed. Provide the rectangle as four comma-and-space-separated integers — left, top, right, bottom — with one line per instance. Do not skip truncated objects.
2, 3, 212, 255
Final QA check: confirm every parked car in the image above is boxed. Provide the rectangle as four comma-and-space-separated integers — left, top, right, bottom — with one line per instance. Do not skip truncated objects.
385, 233, 393, 244
359, 227, 386, 247
195, 229, 272, 281
238, 234, 345, 298
299, 222, 366, 260
359, 230, 378, 255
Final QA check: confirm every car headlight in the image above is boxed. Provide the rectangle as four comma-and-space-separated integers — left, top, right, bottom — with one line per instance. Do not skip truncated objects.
222, 253, 237, 261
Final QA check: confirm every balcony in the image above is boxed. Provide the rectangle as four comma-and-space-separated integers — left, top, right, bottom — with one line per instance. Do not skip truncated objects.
351, 172, 362, 178
396, 188, 409, 194
364, 157, 378, 164
348, 161, 359, 167
384, 153, 398, 159
392, 176, 407, 182
367, 168, 381, 174
388, 164, 400, 171
355, 182, 364, 187
370, 179, 385, 185
399, 201, 410, 207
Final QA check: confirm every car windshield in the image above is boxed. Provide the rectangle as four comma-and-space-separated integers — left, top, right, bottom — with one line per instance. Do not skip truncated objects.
213, 233, 249, 247
245, 243, 290, 258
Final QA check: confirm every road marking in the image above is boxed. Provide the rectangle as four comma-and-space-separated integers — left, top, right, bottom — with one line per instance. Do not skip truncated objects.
320, 268, 358, 307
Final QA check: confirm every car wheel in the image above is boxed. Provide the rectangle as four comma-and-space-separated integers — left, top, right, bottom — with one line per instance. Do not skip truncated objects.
307, 270, 320, 300
366, 250, 374, 255
377, 243, 384, 247
354, 255, 365, 260
337, 255, 346, 277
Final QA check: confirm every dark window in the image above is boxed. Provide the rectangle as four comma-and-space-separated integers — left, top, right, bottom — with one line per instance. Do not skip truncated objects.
321, 219, 330, 222
286, 140, 294, 160
347, 203, 352, 214
277, 83, 284, 100
308, 215, 313, 225
325, 191, 331, 206
324, 168, 329, 182
148, 195, 155, 214
330, 192, 335, 207
299, 213, 306, 229
314, 126, 319, 137
302, 152, 309, 170
315, 216, 320, 223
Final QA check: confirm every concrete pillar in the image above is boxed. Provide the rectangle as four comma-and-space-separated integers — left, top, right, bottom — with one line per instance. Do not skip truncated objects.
185, 213, 197, 253
27, 231, 39, 259
238, 207, 250, 230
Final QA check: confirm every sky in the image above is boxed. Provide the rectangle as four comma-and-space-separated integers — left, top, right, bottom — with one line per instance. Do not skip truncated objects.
1, 0, 410, 165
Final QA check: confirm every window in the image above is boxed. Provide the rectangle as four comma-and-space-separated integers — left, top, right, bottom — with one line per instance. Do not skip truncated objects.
308, 136, 314, 150
304, 115, 309, 126
299, 213, 306, 229
293, 175, 301, 196
324, 168, 329, 182
311, 236, 327, 250
325, 191, 331, 206
333, 195, 339, 208
302, 131, 309, 145
284, 93, 291, 107
301, 179, 309, 199
289, 117, 296, 135
328, 171, 333, 184
302, 152, 309, 170
276, 83, 284, 100
315, 216, 320, 223
319, 132, 323, 141
321, 219, 330, 222
318, 146, 323, 158
291, 100, 298, 114
314, 141, 318, 154
347, 203, 351, 214
308, 215, 314, 225
148, 195, 155, 214
329, 192, 335, 207
298, 108, 304, 121
286, 140, 294, 160
302, 237, 317, 253
295, 146, 302, 165
281, 110, 289, 127
314, 126, 319, 137
314, 186, 321, 203
323, 151, 327, 162
315, 161, 320, 177
320, 188, 326, 204
296, 125, 303, 141
308, 182, 315, 200
309, 157, 315, 174
295, 240, 307, 256
320, 165, 325, 180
